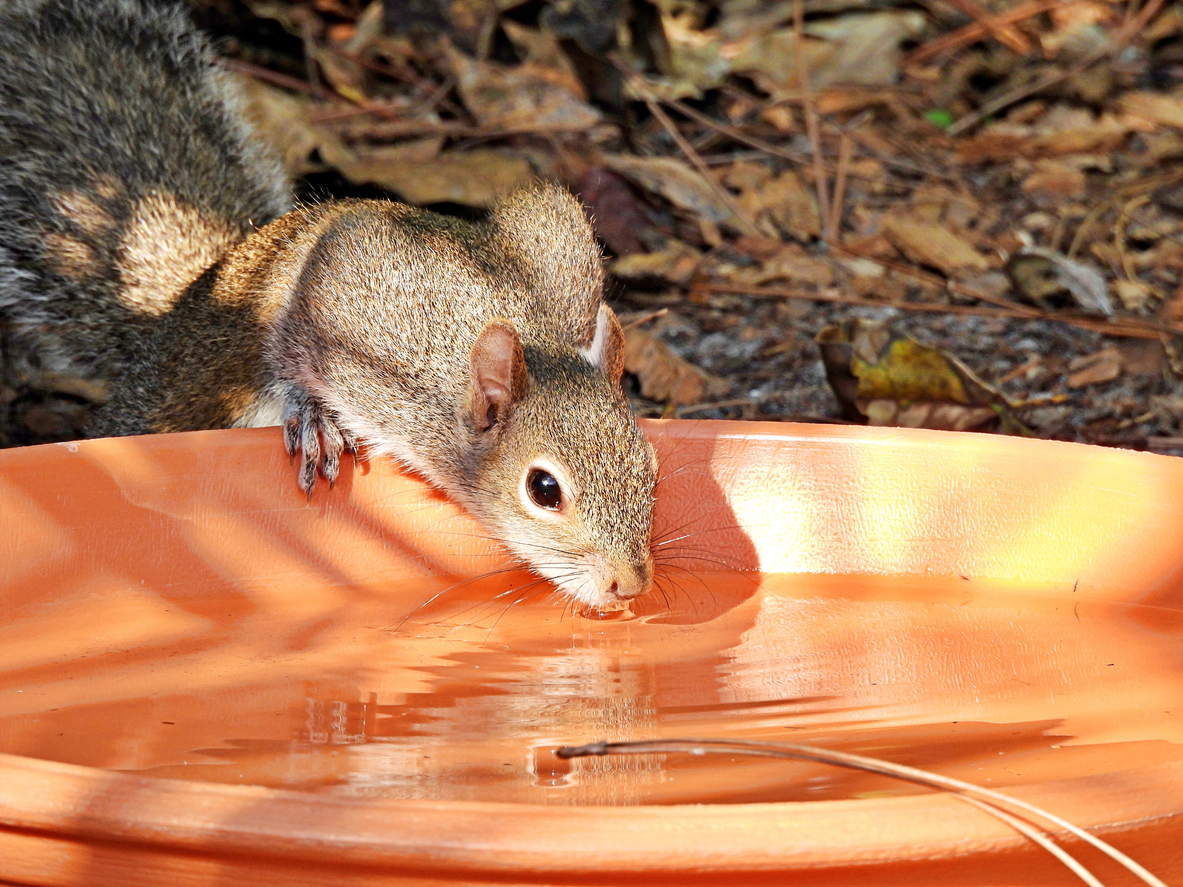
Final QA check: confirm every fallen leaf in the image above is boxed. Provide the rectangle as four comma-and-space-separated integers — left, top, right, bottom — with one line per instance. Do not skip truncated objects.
341, 149, 536, 207
634, 10, 732, 100
1113, 279, 1154, 311
1067, 347, 1122, 387
737, 169, 821, 241
817, 319, 1029, 434
604, 155, 746, 231
804, 11, 927, 88
624, 327, 728, 406
750, 248, 834, 287
1005, 247, 1113, 316
611, 243, 701, 285
574, 167, 652, 257
731, 12, 924, 94
1021, 161, 1087, 199
880, 214, 990, 275
444, 43, 602, 131
232, 76, 355, 176
1119, 90, 1183, 130
501, 21, 587, 99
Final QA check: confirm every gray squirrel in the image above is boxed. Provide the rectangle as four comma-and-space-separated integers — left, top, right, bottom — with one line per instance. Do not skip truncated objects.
0, 0, 656, 608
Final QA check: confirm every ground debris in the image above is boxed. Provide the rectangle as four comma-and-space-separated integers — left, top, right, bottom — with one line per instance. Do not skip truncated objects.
5, 0, 1183, 453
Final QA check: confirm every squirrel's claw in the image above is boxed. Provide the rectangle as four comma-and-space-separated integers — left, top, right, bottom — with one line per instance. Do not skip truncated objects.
281, 390, 348, 496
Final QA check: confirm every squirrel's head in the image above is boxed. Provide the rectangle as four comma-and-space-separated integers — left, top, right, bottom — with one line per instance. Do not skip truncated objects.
463, 305, 657, 609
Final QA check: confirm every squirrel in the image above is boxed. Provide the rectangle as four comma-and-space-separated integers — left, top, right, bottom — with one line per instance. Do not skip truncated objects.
0, 0, 657, 608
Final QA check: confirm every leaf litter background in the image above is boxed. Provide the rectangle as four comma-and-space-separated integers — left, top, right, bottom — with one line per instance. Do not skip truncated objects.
3, 0, 1183, 452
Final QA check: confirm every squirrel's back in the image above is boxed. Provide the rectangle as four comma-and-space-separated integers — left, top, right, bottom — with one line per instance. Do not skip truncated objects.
0, 0, 290, 380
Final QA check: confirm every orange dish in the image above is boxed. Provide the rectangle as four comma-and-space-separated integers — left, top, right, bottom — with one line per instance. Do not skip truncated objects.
0, 421, 1180, 885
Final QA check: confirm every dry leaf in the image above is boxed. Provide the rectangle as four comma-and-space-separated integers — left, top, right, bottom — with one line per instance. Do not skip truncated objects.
445, 43, 602, 131
817, 319, 1029, 434
738, 169, 821, 241
1067, 347, 1122, 387
631, 10, 732, 100
624, 327, 728, 406
611, 243, 701, 285
1113, 279, 1153, 311
1119, 90, 1183, 130
750, 248, 834, 287
575, 167, 653, 257
880, 214, 990, 275
1021, 161, 1087, 199
804, 11, 926, 88
341, 149, 535, 207
604, 155, 746, 231
501, 21, 587, 99
730, 12, 923, 94
1006, 247, 1113, 316
233, 76, 355, 177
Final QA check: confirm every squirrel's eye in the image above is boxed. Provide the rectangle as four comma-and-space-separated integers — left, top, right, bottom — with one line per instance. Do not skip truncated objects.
526, 468, 562, 510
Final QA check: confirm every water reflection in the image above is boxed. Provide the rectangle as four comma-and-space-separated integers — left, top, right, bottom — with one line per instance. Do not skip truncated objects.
1, 571, 1181, 806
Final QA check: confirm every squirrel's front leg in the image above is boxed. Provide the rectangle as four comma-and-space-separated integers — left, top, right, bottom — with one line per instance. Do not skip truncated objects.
280, 385, 357, 495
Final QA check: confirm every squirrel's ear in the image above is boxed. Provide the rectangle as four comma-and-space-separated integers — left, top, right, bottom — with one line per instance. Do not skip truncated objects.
581, 303, 626, 386
470, 320, 528, 432
489, 183, 604, 336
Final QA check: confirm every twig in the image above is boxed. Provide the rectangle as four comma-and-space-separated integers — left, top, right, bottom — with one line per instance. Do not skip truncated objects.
794, 0, 831, 226
695, 280, 1183, 341
947, 0, 1166, 135
620, 308, 669, 330
826, 130, 854, 242
611, 56, 761, 238
646, 96, 762, 237
663, 95, 956, 184
906, 0, 1070, 64
829, 241, 1040, 314
216, 57, 337, 101
940, 0, 1033, 54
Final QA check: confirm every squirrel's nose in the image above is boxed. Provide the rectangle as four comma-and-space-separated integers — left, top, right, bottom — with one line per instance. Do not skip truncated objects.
609, 556, 654, 600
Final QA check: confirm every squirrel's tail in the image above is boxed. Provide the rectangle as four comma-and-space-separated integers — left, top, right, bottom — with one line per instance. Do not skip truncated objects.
0, 0, 290, 380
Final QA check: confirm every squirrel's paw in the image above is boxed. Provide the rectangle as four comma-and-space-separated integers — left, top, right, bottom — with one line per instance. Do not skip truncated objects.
281, 393, 355, 496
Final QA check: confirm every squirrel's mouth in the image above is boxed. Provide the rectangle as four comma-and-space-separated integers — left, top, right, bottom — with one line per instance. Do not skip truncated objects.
532, 554, 652, 609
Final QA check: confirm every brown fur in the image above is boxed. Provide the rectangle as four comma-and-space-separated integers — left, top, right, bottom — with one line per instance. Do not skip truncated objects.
1, 0, 656, 607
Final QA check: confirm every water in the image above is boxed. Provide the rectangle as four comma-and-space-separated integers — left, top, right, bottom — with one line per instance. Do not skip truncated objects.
1, 571, 1180, 805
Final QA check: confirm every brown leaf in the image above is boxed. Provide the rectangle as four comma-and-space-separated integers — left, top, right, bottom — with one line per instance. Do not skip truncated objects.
1005, 247, 1112, 316
233, 76, 355, 177
501, 21, 587, 100
880, 214, 990, 275
604, 155, 746, 231
730, 12, 924, 94
611, 243, 701, 285
445, 43, 602, 132
1113, 279, 1154, 311
574, 167, 651, 257
338, 149, 536, 207
1067, 347, 1122, 388
1119, 90, 1183, 130
1021, 161, 1087, 199
817, 319, 1029, 434
737, 169, 821, 242
624, 327, 728, 406
749, 247, 835, 287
